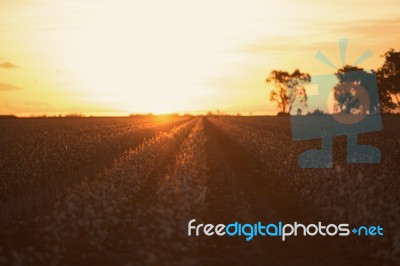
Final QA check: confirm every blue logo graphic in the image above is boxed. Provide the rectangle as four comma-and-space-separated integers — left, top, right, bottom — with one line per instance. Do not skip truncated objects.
187, 219, 384, 241
289, 39, 382, 168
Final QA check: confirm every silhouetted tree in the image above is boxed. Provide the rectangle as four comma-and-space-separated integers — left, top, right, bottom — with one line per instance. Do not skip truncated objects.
377, 49, 400, 113
266, 69, 310, 114
334, 65, 379, 114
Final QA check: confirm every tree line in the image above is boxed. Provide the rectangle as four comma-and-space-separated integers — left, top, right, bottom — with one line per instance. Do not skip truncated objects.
266, 49, 400, 115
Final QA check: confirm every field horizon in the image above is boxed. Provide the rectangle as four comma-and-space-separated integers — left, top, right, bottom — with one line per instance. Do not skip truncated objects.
1, 0, 400, 265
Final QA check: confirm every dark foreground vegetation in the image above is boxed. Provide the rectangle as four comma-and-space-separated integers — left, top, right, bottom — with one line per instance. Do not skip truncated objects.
0, 116, 398, 265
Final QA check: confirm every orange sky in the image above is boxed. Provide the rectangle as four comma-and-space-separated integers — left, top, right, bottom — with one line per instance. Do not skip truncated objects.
1, 0, 400, 116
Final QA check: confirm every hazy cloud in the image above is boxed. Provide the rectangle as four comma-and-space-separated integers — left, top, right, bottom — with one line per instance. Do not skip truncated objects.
241, 17, 400, 54
0, 83, 23, 91
5, 101, 55, 113
25, 101, 55, 111
0, 61, 18, 69
4, 101, 121, 115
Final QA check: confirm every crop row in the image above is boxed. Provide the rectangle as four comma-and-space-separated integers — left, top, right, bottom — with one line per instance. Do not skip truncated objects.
136, 118, 208, 265
0, 117, 189, 200
0, 116, 190, 228
0, 118, 198, 265
208, 116, 400, 262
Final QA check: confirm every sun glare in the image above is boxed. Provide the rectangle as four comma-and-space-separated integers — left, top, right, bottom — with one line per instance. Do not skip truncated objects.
1, 0, 399, 116
31, 0, 256, 115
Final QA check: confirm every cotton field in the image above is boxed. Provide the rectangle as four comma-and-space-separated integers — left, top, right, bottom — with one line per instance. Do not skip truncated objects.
0, 116, 398, 265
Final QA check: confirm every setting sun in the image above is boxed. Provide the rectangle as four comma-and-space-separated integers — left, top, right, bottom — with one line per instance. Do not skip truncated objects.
0, 0, 400, 116
1, 1, 400, 265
